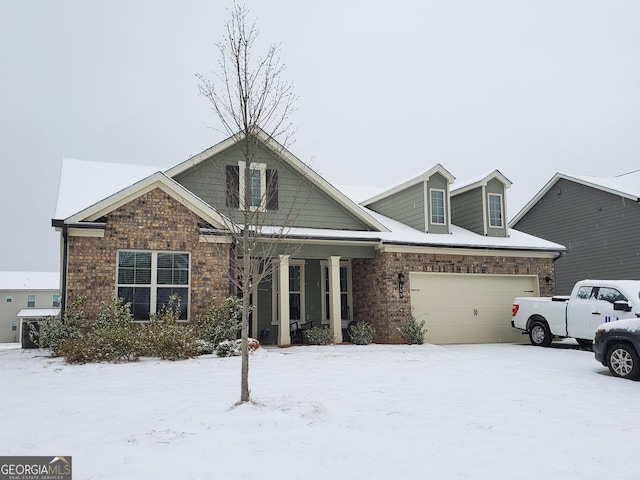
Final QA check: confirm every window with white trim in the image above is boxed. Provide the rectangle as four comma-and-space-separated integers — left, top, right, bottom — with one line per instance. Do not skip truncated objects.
272, 260, 306, 326
321, 261, 352, 326
430, 188, 446, 225
6, 295, 11, 303
52, 294, 61, 308
226, 162, 278, 211
488, 193, 504, 228
27, 294, 35, 308
11, 320, 17, 331
117, 251, 190, 321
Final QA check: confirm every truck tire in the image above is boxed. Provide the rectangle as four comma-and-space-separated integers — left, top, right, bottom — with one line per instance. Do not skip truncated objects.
607, 344, 640, 380
529, 321, 552, 347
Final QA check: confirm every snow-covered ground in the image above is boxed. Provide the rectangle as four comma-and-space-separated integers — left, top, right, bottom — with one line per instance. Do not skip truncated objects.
1, 341, 638, 479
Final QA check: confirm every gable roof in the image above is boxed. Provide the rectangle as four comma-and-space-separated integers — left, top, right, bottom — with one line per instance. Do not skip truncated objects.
166, 129, 390, 232
451, 170, 512, 196
359, 164, 455, 206
63, 171, 229, 229
55, 158, 166, 220
510, 170, 640, 225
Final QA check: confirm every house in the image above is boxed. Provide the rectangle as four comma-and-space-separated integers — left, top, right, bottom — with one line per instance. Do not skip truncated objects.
52, 130, 564, 345
0, 272, 60, 343
510, 170, 640, 295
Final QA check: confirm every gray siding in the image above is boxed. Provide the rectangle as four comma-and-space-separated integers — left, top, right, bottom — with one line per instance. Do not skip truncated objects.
367, 183, 425, 231
513, 178, 640, 294
174, 142, 373, 231
451, 189, 484, 235
485, 178, 507, 237
426, 173, 450, 234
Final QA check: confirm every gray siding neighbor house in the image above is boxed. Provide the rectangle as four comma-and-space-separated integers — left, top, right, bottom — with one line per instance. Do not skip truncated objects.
510, 171, 640, 295
52, 130, 564, 345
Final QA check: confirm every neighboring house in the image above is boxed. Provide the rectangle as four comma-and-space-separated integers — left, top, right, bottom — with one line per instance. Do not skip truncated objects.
511, 170, 640, 295
0, 272, 60, 343
52, 130, 564, 345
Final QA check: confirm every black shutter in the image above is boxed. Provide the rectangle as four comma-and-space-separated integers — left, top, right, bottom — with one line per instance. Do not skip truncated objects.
226, 165, 240, 208
266, 169, 278, 210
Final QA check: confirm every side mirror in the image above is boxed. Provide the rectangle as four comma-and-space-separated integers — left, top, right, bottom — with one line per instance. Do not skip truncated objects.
614, 300, 632, 312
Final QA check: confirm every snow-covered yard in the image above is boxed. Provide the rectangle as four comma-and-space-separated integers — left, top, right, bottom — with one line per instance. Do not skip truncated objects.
1, 341, 638, 479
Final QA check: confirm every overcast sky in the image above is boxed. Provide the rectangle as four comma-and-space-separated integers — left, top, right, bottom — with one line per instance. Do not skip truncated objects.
2, 0, 639, 272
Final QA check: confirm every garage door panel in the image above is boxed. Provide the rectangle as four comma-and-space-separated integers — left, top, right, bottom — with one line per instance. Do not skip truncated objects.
409, 273, 539, 344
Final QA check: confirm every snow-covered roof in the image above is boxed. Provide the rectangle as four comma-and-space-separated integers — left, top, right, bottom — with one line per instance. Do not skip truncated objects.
0, 272, 60, 291
510, 170, 640, 225
54, 158, 166, 220
451, 170, 512, 195
259, 206, 564, 252
17, 308, 61, 318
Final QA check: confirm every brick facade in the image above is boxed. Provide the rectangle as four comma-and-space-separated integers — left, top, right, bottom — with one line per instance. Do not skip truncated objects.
66, 188, 231, 319
352, 251, 556, 343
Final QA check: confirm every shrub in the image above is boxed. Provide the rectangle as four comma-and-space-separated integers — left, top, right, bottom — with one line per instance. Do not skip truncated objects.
397, 309, 427, 345
146, 295, 199, 360
194, 296, 242, 348
349, 321, 376, 345
216, 339, 240, 357
30, 297, 88, 355
304, 325, 335, 345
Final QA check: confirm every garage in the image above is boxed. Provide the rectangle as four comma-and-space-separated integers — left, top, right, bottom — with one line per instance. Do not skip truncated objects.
409, 272, 539, 344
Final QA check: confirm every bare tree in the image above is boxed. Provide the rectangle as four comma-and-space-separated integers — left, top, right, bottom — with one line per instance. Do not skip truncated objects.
197, 3, 299, 403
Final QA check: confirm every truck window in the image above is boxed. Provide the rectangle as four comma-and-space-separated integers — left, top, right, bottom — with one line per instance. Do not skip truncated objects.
576, 286, 592, 299
597, 287, 627, 304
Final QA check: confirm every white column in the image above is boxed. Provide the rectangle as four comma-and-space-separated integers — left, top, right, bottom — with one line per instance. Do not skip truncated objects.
328, 255, 343, 343
277, 255, 291, 346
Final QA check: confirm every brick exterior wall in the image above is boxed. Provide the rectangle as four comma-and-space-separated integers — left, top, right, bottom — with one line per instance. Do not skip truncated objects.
352, 251, 556, 343
66, 188, 231, 320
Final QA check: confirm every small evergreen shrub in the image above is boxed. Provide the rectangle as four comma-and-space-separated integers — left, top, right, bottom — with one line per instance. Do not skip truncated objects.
304, 325, 335, 345
146, 295, 199, 360
216, 339, 240, 357
30, 297, 88, 355
349, 321, 376, 345
397, 309, 427, 345
194, 296, 242, 349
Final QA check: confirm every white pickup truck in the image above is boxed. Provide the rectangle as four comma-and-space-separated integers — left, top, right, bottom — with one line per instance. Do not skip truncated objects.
512, 280, 640, 347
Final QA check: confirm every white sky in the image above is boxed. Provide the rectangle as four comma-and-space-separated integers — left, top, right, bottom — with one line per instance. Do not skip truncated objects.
2, 0, 639, 271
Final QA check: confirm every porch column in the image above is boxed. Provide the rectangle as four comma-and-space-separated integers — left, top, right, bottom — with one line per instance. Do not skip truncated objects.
277, 255, 291, 346
328, 255, 343, 343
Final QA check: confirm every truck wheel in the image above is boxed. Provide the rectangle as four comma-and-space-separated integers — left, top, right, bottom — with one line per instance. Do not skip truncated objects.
529, 321, 552, 347
607, 344, 640, 380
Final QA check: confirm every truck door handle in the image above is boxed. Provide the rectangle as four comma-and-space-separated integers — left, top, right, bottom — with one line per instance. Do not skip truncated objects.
592, 312, 601, 315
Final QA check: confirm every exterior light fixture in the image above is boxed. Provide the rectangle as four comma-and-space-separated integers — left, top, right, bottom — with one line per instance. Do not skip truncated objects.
398, 272, 405, 298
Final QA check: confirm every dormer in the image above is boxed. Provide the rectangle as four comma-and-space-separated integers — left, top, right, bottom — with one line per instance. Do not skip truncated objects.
450, 170, 511, 237
360, 164, 455, 234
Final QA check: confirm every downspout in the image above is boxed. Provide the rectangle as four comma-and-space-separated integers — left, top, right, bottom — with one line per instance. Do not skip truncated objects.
60, 224, 69, 318
229, 240, 236, 296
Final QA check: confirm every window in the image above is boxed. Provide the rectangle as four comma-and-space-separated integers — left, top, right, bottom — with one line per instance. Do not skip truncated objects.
11, 321, 17, 331
6, 295, 11, 303
117, 251, 189, 321
52, 294, 61, 308
488, 193, 504, 228
272, 261, 305, 326
430, 189, 446, 225
576, 286, 593, 299
27, 294, 36, 308
226, 162, 278, 211
598, 287, 627, 304
321, 261, 352, 325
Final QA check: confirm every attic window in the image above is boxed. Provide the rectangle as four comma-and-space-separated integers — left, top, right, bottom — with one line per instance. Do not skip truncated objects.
430, 189, 446, 225
488, 193, 504, 228
226, 162, 278, 211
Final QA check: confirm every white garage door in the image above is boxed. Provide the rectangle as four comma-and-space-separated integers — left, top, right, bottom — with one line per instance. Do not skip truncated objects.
409, 273, 539, 344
